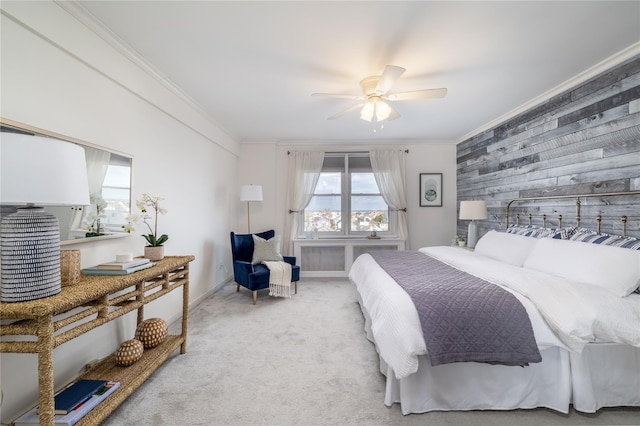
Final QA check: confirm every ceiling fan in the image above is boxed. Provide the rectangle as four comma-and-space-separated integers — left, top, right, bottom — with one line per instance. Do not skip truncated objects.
312, 65, 447, 123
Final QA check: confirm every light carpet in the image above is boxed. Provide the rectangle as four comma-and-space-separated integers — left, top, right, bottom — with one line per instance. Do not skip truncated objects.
103, 279, 640, 426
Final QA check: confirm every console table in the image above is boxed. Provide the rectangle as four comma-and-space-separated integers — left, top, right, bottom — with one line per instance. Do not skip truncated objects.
1, 255, 195, 426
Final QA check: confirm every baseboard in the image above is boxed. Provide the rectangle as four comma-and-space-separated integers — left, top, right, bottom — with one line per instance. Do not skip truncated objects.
166, 277, 233, 326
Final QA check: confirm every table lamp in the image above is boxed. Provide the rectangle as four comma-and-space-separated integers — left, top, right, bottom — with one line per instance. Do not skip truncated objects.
239, 184, 263, 233
1, 132, 90, 302
459, 200, 487, 249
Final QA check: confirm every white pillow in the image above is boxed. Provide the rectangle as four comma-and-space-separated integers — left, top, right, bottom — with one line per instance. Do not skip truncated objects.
523, 238, 640, 297
474, 230, 539, 267
252, 234, 283, 264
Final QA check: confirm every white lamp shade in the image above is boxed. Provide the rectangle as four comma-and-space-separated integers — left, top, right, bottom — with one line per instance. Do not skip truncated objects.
360, 102, 374, 122
1, 133, 90, 206
459, 200, 488, 220
375, 100, 392, 121
360, 99, 392, 122
240, 185, 263, 202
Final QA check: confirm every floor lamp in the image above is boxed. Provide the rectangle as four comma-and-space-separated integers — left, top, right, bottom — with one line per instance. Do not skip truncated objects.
459, 200, 487, 249
240, 185, 263, 233
1, 133, 90, 302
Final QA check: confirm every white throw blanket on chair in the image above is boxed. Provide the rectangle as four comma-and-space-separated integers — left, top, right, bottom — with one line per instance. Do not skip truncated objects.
263, 261, 292, 298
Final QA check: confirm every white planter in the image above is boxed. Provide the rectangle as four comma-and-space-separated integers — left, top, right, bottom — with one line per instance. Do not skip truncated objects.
144, 246, 165, 261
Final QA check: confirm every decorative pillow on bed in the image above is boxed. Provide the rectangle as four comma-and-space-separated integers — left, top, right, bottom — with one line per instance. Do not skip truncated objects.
569, 228, 640, 250
506, 224, 537, 236
522, 238, 640, 297
506, 224, 574, 239
474, 230, 539, 267
251, 234, 283, 264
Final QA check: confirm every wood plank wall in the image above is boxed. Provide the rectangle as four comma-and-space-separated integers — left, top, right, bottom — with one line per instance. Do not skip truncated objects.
456, 55, 640, 239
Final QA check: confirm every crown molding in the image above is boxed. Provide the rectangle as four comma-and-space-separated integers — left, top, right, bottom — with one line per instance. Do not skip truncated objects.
457, 41, 640, 144
55, 1, 228, 132
271, 139, 457, 147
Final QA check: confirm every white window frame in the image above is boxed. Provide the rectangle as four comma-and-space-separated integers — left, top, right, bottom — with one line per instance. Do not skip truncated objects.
100, 155, 132, 230
299, 152, 396, 238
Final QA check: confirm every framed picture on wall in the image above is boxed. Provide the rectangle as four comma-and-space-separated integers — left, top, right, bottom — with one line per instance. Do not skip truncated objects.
419, 173, 442, 207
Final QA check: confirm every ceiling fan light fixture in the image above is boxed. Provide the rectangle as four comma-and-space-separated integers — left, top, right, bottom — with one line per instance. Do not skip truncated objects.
360, 97, 392, 123
360, 102, 374, 122
375, 100, 392, 122
316, 64, 447, 123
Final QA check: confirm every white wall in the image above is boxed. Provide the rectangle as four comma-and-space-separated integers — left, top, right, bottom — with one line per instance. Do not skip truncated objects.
0, 2, 239, 422
404, 143, 458, 249
238, 141, 458, 251
237, 143, 279, 234
0, 2, 457, 421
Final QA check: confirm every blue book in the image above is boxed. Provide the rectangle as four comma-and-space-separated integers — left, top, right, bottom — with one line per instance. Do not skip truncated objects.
51, 379, 108, 414
82, 262, 156, 276
14, 381, 120, 426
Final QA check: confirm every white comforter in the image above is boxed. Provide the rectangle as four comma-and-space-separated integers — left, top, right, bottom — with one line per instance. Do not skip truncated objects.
349, 246, 640, 380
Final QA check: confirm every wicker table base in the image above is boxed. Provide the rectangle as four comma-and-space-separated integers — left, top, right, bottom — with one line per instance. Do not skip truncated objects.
1, 256, 195, 426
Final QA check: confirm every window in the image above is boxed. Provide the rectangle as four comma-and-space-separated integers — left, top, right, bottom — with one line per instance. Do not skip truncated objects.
302, 153, 392, 237
100, 154, 131, 230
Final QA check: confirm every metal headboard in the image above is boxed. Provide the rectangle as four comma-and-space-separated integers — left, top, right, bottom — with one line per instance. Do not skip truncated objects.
506, 191, 640, 237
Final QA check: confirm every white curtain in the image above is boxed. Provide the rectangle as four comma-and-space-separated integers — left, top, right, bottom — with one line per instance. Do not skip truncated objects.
283, 151, 324, 256
69, 147, 111, 233
370, 149, 409, 247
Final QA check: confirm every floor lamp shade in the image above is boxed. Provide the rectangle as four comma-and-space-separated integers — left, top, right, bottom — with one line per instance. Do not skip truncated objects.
240, 185, 263, 202
459, 200, 488, 249
240, 185, 263, 233
1, 133, 90, 302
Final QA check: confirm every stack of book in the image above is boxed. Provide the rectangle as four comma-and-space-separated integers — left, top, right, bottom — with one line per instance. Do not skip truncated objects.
14, 379, 120, 426
82, 258, 155, 276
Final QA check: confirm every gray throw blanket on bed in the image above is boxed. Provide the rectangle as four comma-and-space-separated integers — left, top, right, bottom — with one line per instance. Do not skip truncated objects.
370, 251, 542, 367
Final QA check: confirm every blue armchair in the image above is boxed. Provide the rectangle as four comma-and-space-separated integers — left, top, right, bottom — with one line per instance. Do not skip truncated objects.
230, 230, 300, 304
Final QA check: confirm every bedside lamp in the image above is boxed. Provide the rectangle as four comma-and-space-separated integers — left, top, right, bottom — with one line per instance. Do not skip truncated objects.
459, 200, 487, 249
240, 184, 263, 233
1, 133, 90, 302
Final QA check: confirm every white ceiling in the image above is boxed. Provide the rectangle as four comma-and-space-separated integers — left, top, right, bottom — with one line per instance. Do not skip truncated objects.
74, 1, 640, 144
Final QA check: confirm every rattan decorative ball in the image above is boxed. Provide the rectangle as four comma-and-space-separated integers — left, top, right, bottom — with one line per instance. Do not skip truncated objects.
134, 318, 168, 349
115, 339, 144, 366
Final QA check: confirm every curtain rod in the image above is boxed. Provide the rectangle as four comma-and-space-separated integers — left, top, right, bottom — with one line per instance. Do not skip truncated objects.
287, 149, 409, 154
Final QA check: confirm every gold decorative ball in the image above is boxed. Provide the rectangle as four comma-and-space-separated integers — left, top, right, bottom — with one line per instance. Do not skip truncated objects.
115, 339, 144, 366
134, 318, 168, 349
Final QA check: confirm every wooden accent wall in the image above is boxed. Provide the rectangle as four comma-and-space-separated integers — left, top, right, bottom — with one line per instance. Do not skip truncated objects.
457, 55, 640, 238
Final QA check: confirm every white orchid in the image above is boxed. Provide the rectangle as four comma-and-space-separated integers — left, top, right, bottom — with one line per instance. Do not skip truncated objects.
84, 192, 107, 236
135, 193, 169, 247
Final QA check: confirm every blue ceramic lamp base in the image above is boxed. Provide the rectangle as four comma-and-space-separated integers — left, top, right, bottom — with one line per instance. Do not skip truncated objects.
467, 220, 479, 249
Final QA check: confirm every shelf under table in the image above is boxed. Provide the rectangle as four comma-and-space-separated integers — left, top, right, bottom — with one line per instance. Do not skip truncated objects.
76, 334, 185, 425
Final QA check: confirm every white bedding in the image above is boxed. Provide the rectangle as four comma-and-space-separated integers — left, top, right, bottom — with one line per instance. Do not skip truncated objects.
349, 244, 640, 414
421, 246, 640, 352
350, 249, 557, 379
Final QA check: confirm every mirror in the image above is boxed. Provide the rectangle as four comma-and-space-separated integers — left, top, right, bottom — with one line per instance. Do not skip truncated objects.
0, 119, 132, 245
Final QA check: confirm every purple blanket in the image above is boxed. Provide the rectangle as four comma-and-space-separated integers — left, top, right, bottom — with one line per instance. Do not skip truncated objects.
370, 251, 541, 367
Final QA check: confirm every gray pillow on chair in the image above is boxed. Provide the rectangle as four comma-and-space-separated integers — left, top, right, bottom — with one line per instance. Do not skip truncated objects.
252, 234, 283, 264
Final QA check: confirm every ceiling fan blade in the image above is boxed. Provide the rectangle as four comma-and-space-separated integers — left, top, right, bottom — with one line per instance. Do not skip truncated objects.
387, 88, 448, 101
374, 65, 406, 95
386, 103, 401, 121
312, 93, 364, 100
327, 103, 365, 120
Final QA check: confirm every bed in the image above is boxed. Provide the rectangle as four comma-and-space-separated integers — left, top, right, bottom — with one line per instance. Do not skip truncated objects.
349, 192, 640, 414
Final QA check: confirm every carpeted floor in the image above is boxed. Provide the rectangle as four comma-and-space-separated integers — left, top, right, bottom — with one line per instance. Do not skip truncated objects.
103, 279, 640, 426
